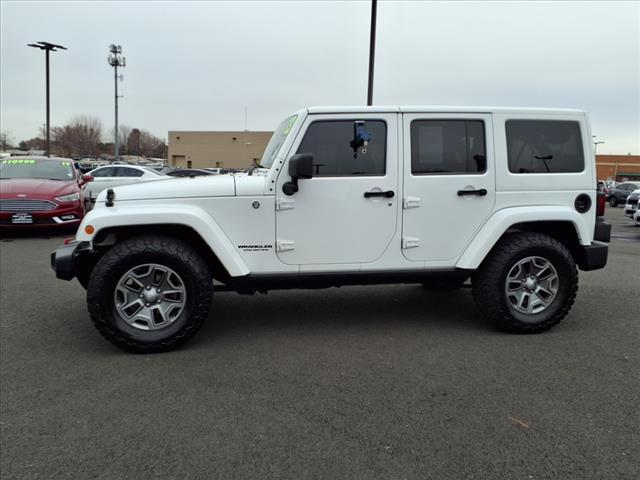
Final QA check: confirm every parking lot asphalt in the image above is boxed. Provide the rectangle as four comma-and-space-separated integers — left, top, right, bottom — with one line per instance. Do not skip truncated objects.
1, 208, 638, 480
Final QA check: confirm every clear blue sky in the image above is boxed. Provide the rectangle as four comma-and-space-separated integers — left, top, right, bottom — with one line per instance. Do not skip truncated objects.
1, 1, 638, 154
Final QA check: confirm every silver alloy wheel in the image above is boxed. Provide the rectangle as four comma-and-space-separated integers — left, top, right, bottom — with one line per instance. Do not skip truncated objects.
114, 263, 187, 331
505, 256, 559, 315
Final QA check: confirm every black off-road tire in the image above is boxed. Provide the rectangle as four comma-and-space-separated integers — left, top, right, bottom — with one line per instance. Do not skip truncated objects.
471, 232, 578, 333
609, 197, 617, 207
86, 235, 213, 353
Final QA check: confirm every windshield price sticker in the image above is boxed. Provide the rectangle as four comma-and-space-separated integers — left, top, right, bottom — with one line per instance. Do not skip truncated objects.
2, 159, 37, 165
283, 115, 296, 135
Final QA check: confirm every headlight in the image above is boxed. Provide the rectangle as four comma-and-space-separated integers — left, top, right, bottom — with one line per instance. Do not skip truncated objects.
55, 192, 80, 202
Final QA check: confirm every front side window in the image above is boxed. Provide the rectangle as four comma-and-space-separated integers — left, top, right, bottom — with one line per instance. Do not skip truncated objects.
506, 120, 584, 174
91, 167, 113, 177
296, 120, 386, 176
411, 120, 486, 175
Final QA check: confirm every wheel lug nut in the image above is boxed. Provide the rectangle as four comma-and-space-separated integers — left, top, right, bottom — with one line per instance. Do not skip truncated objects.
156, 289, 161, 293
145, 303, 150, 307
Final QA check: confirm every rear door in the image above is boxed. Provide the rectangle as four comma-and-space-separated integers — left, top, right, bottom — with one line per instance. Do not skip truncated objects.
401, 113, 495, 264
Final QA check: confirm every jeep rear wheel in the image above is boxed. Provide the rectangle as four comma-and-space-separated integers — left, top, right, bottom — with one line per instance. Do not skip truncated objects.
472, 232, 578, 333
86, 235, 213, 352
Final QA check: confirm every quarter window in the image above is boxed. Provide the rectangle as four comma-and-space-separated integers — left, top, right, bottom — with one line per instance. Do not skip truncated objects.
506, 120, 584, 174
411, 120, 486, 175
296, 120, 386, 176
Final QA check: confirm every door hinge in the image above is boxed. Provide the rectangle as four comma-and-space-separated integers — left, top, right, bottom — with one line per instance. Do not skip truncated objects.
277, 239, 295, 252
402, 237, 420, 249
403, 196, 421, 209
276, 197, 295, 211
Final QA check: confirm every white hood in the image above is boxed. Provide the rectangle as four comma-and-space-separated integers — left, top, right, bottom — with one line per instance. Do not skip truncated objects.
96, 175, 237, 202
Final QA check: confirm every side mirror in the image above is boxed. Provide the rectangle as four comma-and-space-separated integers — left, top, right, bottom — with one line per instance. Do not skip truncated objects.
283, 154, 314, 195
81, 174, 94, 183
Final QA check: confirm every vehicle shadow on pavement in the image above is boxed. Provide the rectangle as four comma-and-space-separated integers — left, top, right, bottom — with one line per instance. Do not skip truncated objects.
194, 285, 491, 347
0, 226, 77, 241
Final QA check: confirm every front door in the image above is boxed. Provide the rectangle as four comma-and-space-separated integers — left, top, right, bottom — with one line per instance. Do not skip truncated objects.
401, 113, 496, 264
275, 113, 399, 266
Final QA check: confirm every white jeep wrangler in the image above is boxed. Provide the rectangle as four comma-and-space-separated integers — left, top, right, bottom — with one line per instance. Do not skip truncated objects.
52, 106, 611, 352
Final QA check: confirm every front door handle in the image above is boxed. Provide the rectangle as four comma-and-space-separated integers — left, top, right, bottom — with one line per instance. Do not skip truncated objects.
457, 188, 487, 197
364, 190, 395, 198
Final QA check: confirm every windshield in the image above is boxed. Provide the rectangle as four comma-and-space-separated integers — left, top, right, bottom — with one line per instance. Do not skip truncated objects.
0, 158, 75, 181
260, 114, 298, 169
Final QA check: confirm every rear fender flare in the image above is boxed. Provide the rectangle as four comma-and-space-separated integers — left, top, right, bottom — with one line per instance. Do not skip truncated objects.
456, 206, 591, 270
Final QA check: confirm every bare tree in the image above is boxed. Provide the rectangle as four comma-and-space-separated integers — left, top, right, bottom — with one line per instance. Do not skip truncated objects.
51, 115, 103, 157
126, 128, 163, 158
0, 131, 14, 150
109, 124, 133, 155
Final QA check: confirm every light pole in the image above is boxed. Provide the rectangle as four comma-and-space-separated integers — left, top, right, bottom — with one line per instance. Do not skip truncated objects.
27, 41, 67, 156
367, 0, 377, 106
108, 45, 126, 161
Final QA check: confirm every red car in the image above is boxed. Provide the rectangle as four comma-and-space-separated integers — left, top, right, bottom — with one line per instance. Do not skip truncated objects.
0, 156, 92, 228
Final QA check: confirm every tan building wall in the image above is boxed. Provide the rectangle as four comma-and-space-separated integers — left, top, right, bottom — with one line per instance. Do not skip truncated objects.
596, 154, 640, 181
167, 131, 273, 170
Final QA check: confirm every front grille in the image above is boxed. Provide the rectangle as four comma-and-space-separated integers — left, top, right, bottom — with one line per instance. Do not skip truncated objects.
627, 198, 638, 206
0, 199, 57, 212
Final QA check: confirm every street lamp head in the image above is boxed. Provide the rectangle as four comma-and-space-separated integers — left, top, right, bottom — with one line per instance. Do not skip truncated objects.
28, 41, 67, 52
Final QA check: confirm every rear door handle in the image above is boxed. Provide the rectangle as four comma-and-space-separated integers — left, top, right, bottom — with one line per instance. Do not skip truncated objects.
457, 189, 487, 197
364, 190, 395, 198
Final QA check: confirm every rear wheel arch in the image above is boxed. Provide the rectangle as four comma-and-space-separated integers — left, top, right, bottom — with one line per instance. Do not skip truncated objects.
499, 220, 582, 262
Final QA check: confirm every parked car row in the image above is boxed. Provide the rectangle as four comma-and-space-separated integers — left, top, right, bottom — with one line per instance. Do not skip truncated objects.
606, 181, 640, 207
1, 157, 244, 228
598, 180, 640, 226
0, 157, 92, 228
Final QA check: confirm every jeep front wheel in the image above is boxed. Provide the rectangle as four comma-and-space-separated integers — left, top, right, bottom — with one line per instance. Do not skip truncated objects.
471, 232, 578, 333
609, 196, 618, 207
86, 235, 213, 352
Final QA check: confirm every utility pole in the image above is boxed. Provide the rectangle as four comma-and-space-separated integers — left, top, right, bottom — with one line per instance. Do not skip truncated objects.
367, 0, 377, 106
28, 41, 67, 156
108, 45, 126, 161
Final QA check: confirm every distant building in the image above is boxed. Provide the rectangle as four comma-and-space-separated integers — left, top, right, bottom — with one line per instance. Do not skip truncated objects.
596, 154, 640, 182
167, 131, 272, 170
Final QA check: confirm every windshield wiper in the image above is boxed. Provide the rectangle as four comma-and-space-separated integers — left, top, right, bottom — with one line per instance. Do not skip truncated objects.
247, 163, 266, 176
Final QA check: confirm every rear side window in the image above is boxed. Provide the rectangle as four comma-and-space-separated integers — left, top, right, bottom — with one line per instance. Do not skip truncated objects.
116, 167, 144, 177
410, 120, 486, 175
296, 120, 386, 176
506, 120, 584, 174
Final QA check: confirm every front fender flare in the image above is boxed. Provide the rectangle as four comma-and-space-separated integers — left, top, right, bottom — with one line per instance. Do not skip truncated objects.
456, 206, 591, 270
76, 204, 250, 277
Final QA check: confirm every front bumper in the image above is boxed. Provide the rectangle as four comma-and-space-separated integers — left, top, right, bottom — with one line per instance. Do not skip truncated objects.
0, 202, 84, 227
624, 204, 637, 217
50, 241, 90, 280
